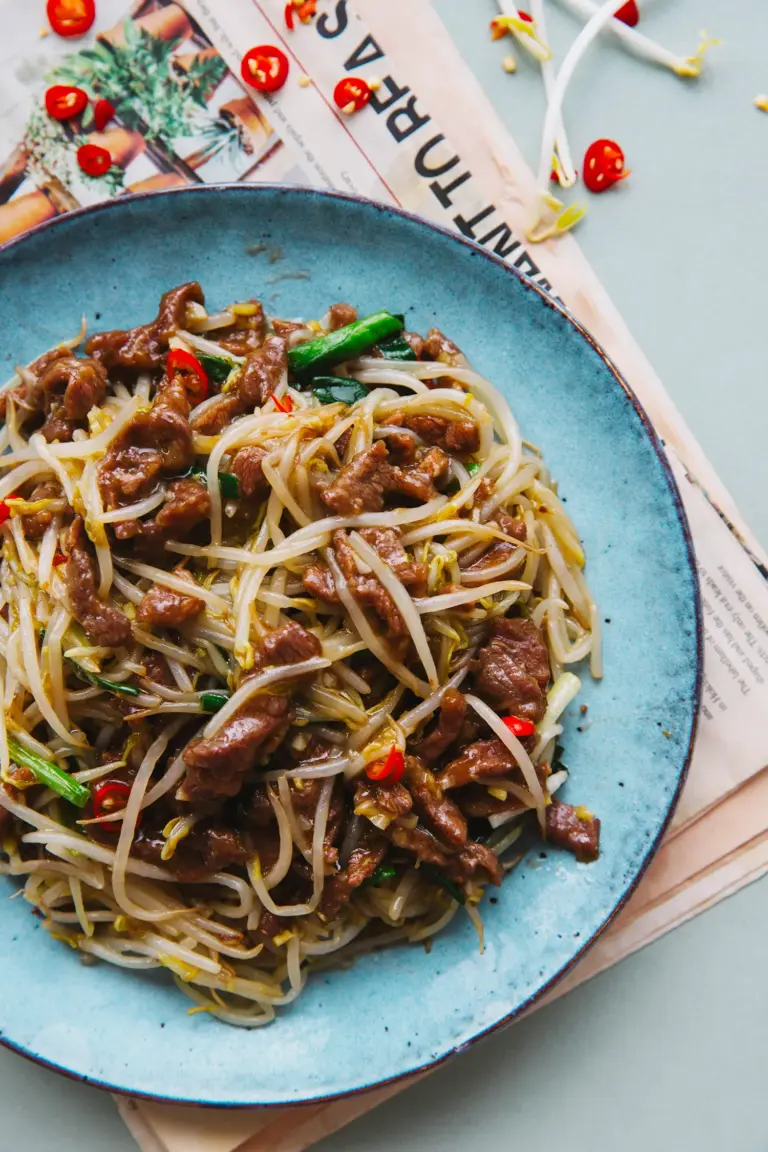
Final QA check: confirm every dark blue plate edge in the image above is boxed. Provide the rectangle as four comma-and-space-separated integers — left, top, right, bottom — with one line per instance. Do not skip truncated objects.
0, 183, 703, 1109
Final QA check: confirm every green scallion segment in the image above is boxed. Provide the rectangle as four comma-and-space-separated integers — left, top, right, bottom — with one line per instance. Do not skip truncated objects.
287, 311, 403, 378
200, 691, 230, 714
7, 736, 90, 808
377, 334, 417, 362
312, 378, 369, 406
68, 660, 140, 698
466, 462, 481, 478
196, 352, 236, 383
362, 864, 397, 888
423, 865, 466, 905
189, 464, 239, 500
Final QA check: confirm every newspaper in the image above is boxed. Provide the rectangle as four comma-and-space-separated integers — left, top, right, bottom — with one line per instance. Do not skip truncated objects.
0, 1, 765, 1148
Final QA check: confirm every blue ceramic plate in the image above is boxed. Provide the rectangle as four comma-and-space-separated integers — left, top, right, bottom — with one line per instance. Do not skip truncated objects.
0, 186, 700, 1107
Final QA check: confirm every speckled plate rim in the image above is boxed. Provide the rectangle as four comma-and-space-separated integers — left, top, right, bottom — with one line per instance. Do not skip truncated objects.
0, 184, 703, 1108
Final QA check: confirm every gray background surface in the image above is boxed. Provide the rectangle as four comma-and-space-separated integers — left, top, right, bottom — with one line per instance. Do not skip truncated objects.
3, 1, 767, 1149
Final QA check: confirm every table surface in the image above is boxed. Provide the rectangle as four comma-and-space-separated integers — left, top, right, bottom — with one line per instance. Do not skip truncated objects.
4, 2, 768, 1149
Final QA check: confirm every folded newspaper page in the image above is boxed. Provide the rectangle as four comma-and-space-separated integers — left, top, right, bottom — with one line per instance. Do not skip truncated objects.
0, 1, 764, 1149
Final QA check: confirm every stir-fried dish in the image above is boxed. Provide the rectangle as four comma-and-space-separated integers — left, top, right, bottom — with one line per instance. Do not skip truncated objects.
0, 285, 601, 1026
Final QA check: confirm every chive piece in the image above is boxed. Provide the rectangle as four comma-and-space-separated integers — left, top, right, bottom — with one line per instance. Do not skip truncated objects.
466, 462, 481, 477
189, 464, 240, 500
287, 311, 403, 378
422, 865, 466, 905
312, 377, 369, 406
7, 736, 90, 808
362, 863, 397, 888
196, 352, 236, 383
377, 334, 417, 362
67, 659, 140, 698
200, 691, 230, 714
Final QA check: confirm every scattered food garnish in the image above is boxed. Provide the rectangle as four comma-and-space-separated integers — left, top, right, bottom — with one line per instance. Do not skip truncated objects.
76, 142, 111, 177
93, 98, 115, 132
47, 0, 95, 39
285, 0, 316, 26
583, 138, 630, 193
531, 0, 577, 189
557, 0, 718, 78
45, 84, 88, 121
502, 715, 537, 737
755, 95, 768, 112
491, 3, 552, 63
240, 45, 290, 94
0, 500, 12, 526
167, 348, 209, 405
7, 736, 89, 807
333, 77, 372, 114
502, 54, 518, 73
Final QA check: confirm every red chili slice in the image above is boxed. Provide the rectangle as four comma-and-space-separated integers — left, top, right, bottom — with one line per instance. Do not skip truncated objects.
518, 10, 533, 20
167, 348, 209, 405
241, 45, 290, 94
614, 1, 639, 27
93, 98, 115, 132
92, 780, 134, 831
47, 0, 96, 38
45, 85, 88, 121
77, 143, 111, 177
334, 77, 372, 113
269, 391, 293, 413
583, 139, 630, 193
0, 501, 11, 526
366, 745, 405, 783
284, 2, 295, 29
297, 0, 317, 20
53, 552, 68, 566
502, 715, 537, 737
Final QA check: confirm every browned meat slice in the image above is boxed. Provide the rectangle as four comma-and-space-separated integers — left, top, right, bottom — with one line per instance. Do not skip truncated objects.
388, 823, 452, 867
32, 355, 108, 421
414, 688, 467, 762
358, 527, 427, 593
327, 302, 357, 330
472, 616, 550, 723
422, 694, 467, 754
455, 784, 525, 819
320, 828, 388, 921
450, 841, 503, 886
132, 823, 252, 882
181, 695, 293, 803
142, 651, 174, 686
215, 301, 266, 356
332, 528, 405, 637
405, 755, 467, 848
319, 441, 449, 516
230, 444, 269, 497
402, 331, 425, 358
422, 328, 463, 365
302, 562, 338, 603
354, 778, 413, 820
65, 518, 131, 647
114, 479, 210, 544
136, 571, 205, 628
459, 512, 527, 575
252, 909, 288, 944
236, 336, 287, 408
99, 374, 195, 510
86, 282, 204, 370
546, 800, 600, 862
441, 737, 516, 790
20, 480, 64, 539
319, 441, 392, 516
272, 318, 307, 339
257, 621, 321, 667
384, 429, 418, 464
393, 412, 480, 456
245, 784, 274, 827
190, 394, 244, 435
